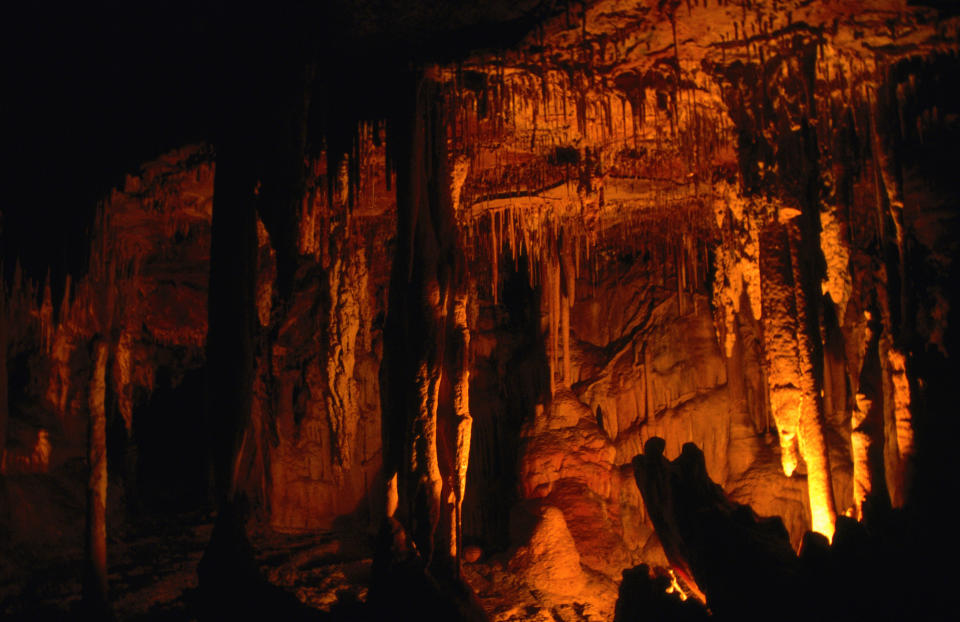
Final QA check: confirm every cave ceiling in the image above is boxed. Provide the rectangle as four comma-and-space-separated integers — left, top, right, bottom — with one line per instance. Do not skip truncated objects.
443, 0, 958, 246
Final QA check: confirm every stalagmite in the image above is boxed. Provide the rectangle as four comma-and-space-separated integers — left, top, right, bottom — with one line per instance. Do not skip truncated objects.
40, 272, 53, 353
851, 377, 876, 521
885, 346, 914, 506
413, 330, 445, 564
114, 330, 134, 432
59, 273, 72, 326
887, 349, 914, 462
850, 405, 871, 520
84, 339, 109, 616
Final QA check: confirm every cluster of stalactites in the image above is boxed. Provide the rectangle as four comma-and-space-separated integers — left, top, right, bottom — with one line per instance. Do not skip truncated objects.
435, 52, 727, 317
1, 177, 174, 437
462, 190, 717, 325
712, 188, 765, 357
442, 57, 730, 194
298, 122, 392, 267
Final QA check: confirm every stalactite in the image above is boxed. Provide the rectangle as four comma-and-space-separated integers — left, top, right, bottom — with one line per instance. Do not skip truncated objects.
644, 344, 654, 420
560, 285, 571, 386
509, 208, 517, 266
819, 204, 851, 323
676, 241, 684, 315
491, 213, 499, 303
550, 247, 561, 391
561, 242, 575, 386
542, 255, 556, 396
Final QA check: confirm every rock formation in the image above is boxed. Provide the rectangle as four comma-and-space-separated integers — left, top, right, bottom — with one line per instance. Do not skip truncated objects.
0, 1, 957, 619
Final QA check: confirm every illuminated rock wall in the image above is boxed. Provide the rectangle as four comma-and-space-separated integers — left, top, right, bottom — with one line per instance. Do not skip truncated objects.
0, 4, 956, 608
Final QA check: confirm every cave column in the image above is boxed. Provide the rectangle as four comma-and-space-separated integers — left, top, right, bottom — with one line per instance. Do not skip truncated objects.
759, 214, 837, 540
382, 70, 464, 572
449, 287, 472, 572
870, 85, 915, 506
0, 283, 7, 457
84, 338, 109, 616
441, 283, 473, 575
411, 276, 447, 567
759, 220, 802, 478
200, 111, 260, 586
785, 215, 837, 541
881, 332, 913, 507
207, 145, 258, 505
850, 314, 884, 520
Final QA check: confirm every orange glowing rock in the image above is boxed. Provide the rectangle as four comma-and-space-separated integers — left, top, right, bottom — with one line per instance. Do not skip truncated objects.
509, 505, 587, 598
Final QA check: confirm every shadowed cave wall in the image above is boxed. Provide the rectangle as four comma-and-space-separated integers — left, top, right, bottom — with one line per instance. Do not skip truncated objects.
1, 1, 959, 620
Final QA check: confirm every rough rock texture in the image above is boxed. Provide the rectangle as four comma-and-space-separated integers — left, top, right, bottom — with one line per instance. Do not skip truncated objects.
633, 438, 800, 616
508, 505, 586, 597
631, 437, 948, 620
1, 0, 958, 619
0, 143, 395, 535
2, 146, 213, 481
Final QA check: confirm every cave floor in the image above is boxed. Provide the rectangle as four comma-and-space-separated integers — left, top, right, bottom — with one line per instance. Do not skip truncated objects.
0, 510, 213, 620
0, 512, 377, 621
1, 512, 616, 621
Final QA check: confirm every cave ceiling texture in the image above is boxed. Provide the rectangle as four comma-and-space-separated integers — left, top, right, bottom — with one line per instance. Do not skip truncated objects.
1, 1, 959, 621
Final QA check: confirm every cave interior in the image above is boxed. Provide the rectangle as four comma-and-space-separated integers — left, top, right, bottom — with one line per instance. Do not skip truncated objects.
1, 1, 959, 620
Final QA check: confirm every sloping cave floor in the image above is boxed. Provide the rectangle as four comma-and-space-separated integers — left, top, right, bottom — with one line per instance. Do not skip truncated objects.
0, 507, 623, 621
